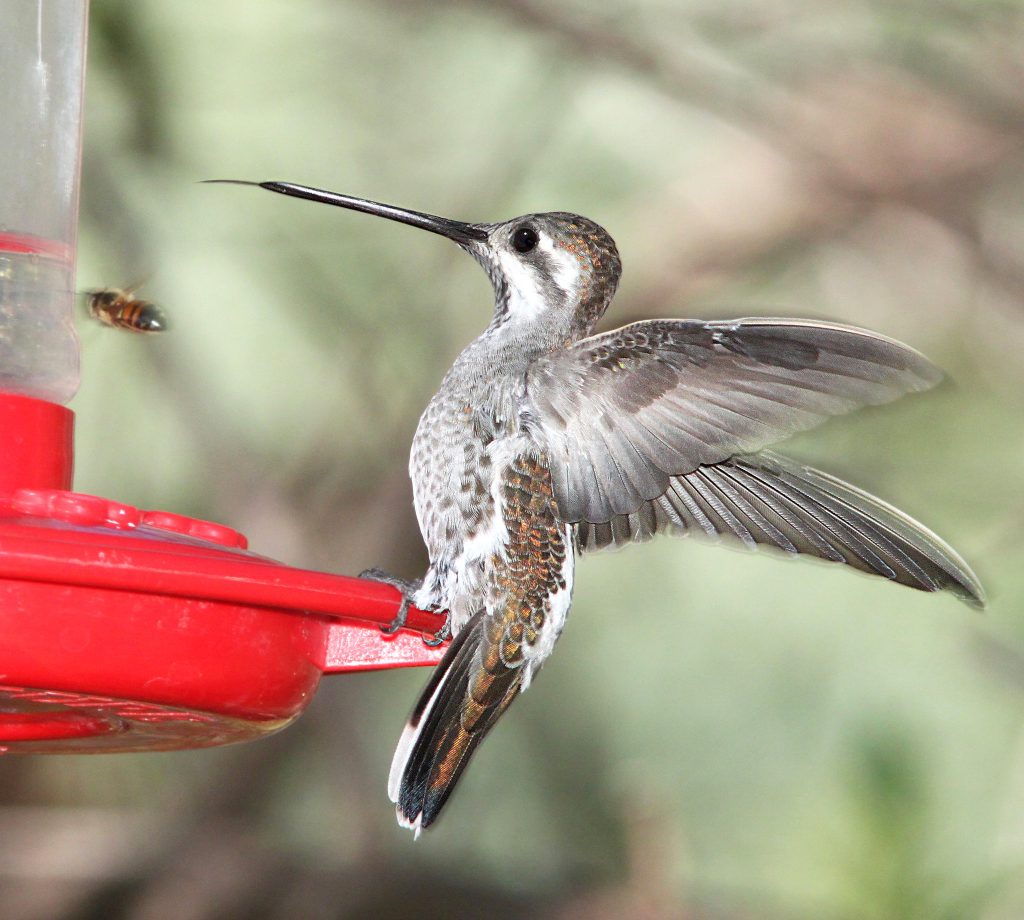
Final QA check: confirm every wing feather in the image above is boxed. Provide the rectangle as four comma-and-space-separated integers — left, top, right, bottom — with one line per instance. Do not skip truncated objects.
527, 317, 941, 524
572, 452, 984, 607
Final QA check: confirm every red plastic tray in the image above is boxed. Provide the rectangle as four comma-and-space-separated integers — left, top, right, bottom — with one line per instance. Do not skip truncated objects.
0, 392, 445, 753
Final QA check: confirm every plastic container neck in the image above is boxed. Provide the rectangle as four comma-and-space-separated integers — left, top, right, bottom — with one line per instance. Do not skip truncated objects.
0, 391, 74, 493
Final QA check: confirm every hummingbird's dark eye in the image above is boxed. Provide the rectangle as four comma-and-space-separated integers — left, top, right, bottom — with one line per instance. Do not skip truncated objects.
512, 226, 539, 253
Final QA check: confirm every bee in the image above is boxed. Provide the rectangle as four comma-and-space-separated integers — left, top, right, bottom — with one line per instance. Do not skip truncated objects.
86, 287, 168, 334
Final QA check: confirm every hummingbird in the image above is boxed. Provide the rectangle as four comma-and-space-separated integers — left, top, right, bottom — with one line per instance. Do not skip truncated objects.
213, 179, 984, 836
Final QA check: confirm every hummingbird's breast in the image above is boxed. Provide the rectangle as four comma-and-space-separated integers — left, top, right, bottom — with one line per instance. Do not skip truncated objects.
411, 374, 514, 554
409, 337, 543, 621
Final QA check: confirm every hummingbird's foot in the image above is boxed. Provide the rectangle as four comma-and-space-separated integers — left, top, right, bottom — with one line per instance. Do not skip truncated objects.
358, 567, 423, 636
421, 616, 452, 648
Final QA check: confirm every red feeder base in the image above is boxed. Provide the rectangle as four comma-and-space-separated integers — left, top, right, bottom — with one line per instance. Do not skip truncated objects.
0, 392, 446, 754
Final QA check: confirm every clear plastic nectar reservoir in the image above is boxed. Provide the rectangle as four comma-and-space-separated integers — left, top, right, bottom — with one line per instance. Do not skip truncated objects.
0, 1, 87, 403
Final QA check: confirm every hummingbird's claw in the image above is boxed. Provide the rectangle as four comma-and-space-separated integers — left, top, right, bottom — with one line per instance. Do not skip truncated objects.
381, 597, 411, 636
358, 567, 422, 636
421, 618, 452, 648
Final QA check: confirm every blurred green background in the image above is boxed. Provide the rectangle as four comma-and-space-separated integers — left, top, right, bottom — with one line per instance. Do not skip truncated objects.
4, 0, 1024, 917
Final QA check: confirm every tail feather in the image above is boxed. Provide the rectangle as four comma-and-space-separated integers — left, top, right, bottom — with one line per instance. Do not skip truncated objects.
387, 618, 473, 805
388, 610, 482, 806
389, 610, 522, 834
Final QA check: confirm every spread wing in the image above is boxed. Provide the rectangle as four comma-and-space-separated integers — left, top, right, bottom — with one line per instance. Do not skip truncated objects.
525, 318, 942, 523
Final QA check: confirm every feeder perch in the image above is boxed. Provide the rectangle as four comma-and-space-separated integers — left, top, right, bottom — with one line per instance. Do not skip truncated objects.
0, 2, 444, 755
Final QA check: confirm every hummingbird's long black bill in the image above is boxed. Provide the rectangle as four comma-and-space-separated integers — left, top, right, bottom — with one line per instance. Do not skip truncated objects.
204, 179, 488, 245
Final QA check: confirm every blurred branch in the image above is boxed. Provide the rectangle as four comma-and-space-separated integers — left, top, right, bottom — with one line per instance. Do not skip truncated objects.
422, 0, 1024, 336
443, 0, 797, 138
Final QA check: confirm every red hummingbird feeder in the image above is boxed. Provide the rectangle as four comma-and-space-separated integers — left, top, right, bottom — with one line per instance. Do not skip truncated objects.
0, 2, 443, 755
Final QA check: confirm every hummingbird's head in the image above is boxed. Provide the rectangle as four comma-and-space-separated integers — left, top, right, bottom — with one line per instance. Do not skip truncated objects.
475, 212, 622, 340
207, 181, 622, 342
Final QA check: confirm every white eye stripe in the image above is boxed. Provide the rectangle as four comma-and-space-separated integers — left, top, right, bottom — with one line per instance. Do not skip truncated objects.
538, 236, 581, 294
